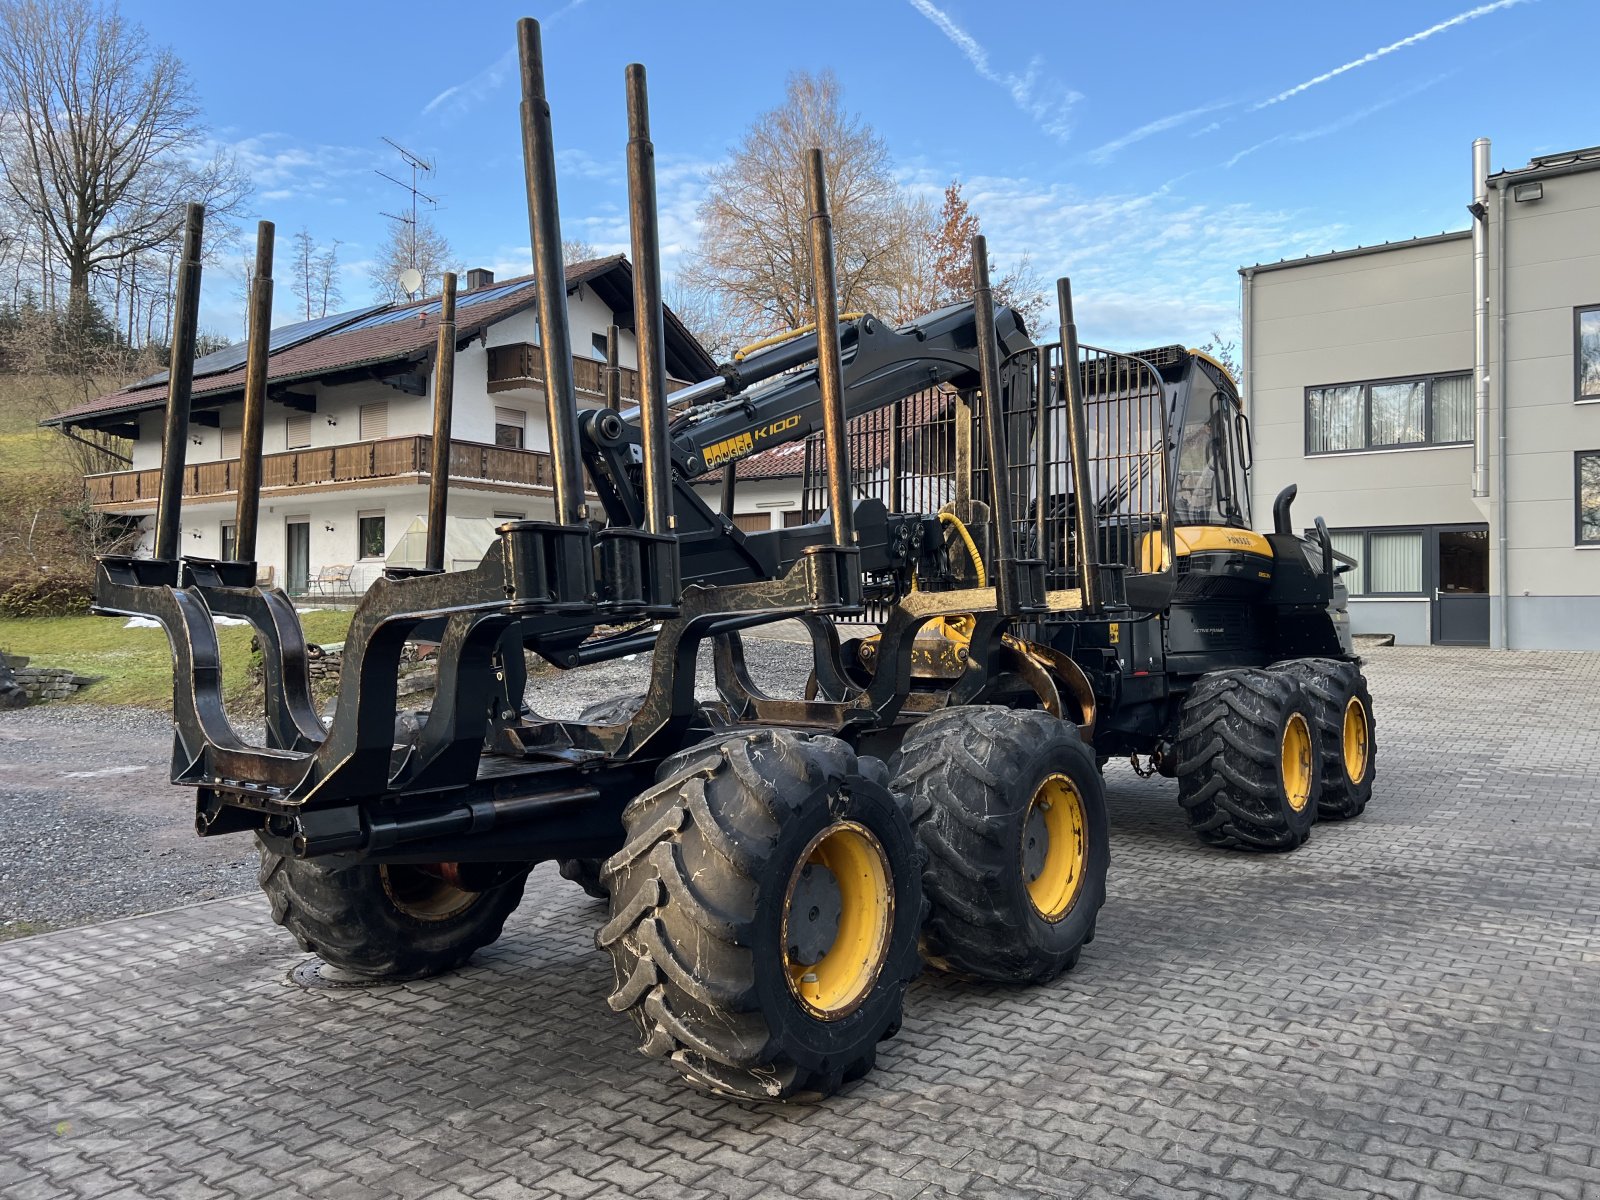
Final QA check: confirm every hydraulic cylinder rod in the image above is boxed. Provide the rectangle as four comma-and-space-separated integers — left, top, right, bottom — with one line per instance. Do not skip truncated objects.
603, 324, 621, 412
234, 219, 274, 562
804, 148, 853, 549
517, 18, 585, 525
154, 202, 206, 564
625, 63, 672, 537
971, 234, 1017, 614
1057, 277, 1103, 612
425, 272, 458, 571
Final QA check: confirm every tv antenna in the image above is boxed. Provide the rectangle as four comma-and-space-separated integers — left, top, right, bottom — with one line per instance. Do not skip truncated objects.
376, 135, 439, 251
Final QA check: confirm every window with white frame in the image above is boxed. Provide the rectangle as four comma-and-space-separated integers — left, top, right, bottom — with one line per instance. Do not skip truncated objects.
1305, 372, 1471, 454
494, 406, 525, 449
1579, 451, 1600, 545
357, 510, 386, 560
1578, 307, 1600, 401
220, 522, 237, 561
358, 402, 389, 441
286, 413, 312, 449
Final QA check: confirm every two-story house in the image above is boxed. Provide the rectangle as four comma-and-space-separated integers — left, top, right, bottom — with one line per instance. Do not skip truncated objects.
47, 257, 716, 594
1241, 141, 1600, 651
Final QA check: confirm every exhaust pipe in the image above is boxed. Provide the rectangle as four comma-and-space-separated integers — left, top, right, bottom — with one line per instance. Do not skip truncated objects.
624, 63, 672, 539
153, 202, 206, 565
234, 219, 273, 563
517, 18, 585, 527
1472, 136, 1491, 498
804, 148, 854, 552
425, 272, 458, 571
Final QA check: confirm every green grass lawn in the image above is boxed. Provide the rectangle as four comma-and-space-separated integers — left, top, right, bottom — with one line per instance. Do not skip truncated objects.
0, 609, 355, 709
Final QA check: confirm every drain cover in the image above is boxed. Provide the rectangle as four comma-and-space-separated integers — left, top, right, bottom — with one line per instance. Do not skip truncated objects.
289, 960, 392, 990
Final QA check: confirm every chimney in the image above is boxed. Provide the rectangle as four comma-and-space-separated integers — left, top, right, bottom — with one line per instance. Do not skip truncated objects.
466, 267, 494, 290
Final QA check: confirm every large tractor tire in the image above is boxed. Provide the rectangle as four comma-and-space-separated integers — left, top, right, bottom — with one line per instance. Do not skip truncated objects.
598, 729, 923, 1102
1273, 658, 1376, 821
258, 839, 529, 980
891, 706, 1109, 984
1174, 668, 1322, 851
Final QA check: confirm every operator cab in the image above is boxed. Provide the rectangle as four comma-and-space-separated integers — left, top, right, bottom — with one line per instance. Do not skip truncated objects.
1134, 346, 1273, 601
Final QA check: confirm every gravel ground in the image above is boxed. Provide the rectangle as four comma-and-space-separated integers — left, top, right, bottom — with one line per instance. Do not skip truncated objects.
0, 632, 818, 937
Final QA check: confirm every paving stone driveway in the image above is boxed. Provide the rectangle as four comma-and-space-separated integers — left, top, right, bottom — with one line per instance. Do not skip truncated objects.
4, 645, 1600, 1200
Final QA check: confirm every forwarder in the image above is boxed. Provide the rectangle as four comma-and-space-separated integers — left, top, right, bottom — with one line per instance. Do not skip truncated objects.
93, 17, 1375, 1101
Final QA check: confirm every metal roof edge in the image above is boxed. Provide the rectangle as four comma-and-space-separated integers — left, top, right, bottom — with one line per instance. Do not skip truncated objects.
1488, 146, 1600, 186
1239, 228, 1471, 276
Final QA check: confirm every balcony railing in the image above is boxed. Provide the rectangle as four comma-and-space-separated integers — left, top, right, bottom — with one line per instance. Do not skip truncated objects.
84, 435, 560, 507
486, 344, 688, 400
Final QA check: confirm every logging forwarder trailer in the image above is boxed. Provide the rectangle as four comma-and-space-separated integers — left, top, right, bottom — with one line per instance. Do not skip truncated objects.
96, 18, 1377, 1102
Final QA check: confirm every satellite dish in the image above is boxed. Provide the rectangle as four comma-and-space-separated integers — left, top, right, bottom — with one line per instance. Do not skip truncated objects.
398, 267, 423, 297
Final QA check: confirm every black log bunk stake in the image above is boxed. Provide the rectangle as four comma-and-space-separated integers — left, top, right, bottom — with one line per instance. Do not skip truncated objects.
425, 272, 458, 572
152, 202, 206, 568
234, 220, 273, 563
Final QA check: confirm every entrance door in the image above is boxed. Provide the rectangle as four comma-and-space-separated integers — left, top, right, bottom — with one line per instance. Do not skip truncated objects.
1432, 525, 1489, 646
286, 520, 310, 595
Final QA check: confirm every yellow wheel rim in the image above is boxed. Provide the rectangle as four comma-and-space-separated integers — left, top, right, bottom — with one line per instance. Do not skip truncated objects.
1281, 713, 1314, 812
1342, 697, 1369, 784
782, 822, 893, 1020
1021, 774, 1089, 921
380, 865, 478, 921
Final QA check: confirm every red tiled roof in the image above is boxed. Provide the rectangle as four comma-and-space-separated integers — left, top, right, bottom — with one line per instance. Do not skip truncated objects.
48, 255, 712, 429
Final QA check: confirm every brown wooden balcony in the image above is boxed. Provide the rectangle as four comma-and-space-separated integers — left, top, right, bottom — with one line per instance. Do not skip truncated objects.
84, 435, 566, 509
486, 344, 689, 400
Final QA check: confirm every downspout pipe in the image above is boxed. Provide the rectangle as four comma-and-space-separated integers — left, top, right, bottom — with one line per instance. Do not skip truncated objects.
1239, 266, 1255, 499
1495, 175, 1510, 651
1471, 137, 1491, 498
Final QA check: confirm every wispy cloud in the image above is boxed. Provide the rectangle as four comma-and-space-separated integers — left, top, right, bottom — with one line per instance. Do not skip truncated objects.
896, 160, 1345, 347
422, 0, 595, 120
1227, 72, 1457, 168
422, 47, 515, 119
215, 133, 377, 194
906, 0, 1082, 141
1087, 99, 1235, 164
1252, 0, 1531, 110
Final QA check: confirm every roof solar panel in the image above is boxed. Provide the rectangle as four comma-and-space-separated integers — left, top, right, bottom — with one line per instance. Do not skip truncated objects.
341, 279, 534, 332
130, 302, 389, 389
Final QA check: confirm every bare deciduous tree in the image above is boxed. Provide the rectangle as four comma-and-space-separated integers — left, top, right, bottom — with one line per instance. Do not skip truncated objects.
682, 71, 916, 343
562, 237, 600, 264
0, 0, 250, 339
372, 214, 453, 302
288, 228, 343, 320
664, 275, 739, 363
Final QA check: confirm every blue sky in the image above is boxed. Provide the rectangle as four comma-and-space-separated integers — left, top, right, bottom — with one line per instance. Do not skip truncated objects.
136, 0, 1596, 351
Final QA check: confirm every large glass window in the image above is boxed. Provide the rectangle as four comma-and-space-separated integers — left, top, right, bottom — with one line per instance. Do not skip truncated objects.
1172, 391, 1249, 526
1306, 372, 1471, 454
1579, 307, 1600, 400
1579, 451, 1600, 545
1327, 528, 1424, 595
1368, 530, 1424, 594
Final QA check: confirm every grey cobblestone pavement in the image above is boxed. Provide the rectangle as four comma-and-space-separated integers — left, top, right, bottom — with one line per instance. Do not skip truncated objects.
3, 645, 1600, 1199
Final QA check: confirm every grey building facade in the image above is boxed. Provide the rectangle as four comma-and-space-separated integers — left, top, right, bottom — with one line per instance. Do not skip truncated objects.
1241, 143, 1600, 650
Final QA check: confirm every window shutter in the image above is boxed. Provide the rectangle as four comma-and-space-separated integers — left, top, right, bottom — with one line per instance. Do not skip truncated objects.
221, 428, 241, 458
494, 407, 525, 431
286, 414, 312, 449
359, 402, 389, 440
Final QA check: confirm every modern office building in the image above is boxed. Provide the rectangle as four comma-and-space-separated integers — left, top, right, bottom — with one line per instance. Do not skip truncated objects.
1241, 141, 1600, 649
